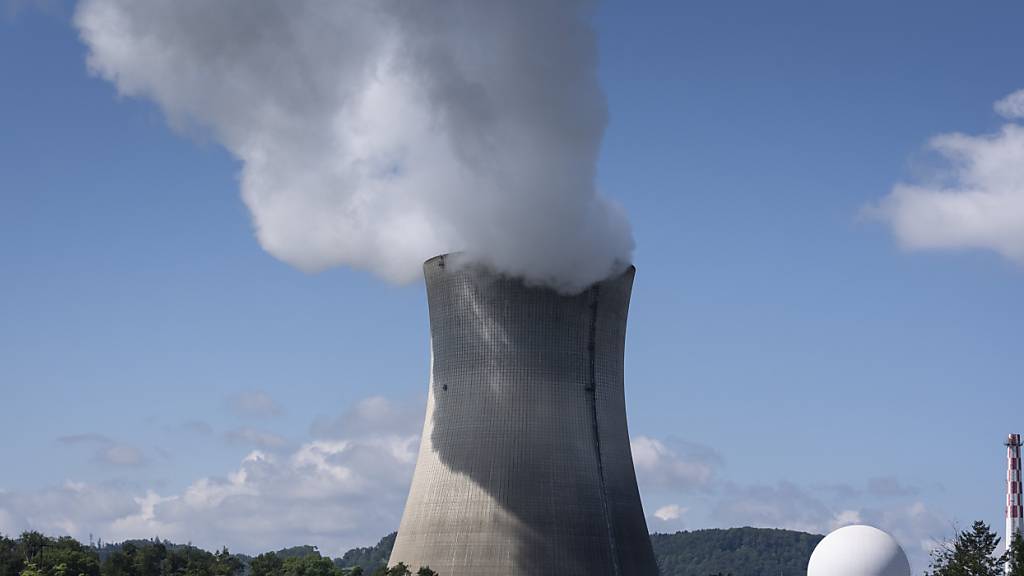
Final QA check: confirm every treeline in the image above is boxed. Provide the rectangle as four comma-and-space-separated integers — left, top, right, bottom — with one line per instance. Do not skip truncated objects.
650, 527, 822, 576
0, 533, 436, 576
330, 534, 394, 574
3, 528, 826, 576
11, 522, 1024, 576
925, 520, 1024, 576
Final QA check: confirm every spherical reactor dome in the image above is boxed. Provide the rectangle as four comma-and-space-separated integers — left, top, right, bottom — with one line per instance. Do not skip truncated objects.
807, 525, 911, 576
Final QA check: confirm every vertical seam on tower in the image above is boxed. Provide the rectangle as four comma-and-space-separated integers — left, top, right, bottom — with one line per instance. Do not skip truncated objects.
588, 286, 622, 576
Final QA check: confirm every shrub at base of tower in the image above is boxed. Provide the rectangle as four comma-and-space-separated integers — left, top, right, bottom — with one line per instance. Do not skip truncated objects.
1007, 535, 1024, 575
367, 564, 436, 576
926, 521, 1004, 576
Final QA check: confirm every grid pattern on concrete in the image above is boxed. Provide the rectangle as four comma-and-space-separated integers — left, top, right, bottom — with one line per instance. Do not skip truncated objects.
389, 255, 659, 575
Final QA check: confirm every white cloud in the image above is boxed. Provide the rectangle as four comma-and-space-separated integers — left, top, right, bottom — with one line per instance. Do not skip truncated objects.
57, 434, 147, 467
865, 476, 919, 498
100, 445, 146, 467
995, 89, 1024, 120
869, 94, 1024, 265
830, 509, 862, 530
0, 507, 16, 535
5, 398, 420, 555
181, 420, 214, 436
224, 427, 287, 450
877, 501, 950, 558
710, 481, 834, 534
228, 391, 283, 418
628, 436, 946, 574
704, 480, 947, 573
631, 436, 719, 491
73, 0, 633, 292
311, 395, 423, 439
653, 504, 686, 522
24, 419, 952, 574
108, 491, 176, 540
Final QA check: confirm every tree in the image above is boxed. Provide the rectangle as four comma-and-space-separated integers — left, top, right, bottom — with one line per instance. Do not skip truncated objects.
19, 533, 49, 565
19, 563, 45, 576
1008, 533, 1024, 576
414, 568, 436, 576
650, 527, 821, 576
369, 565, 410, 576
927, 520, 1005, 576
101, 550, 131, 576
47, 536, 100, 576
211, 549, 241, 576
334, 534, 394, 576
132, 541, 165, 576
1, 535, 24, 576
161, 547, 188, 576
249, 554, 283, 576
281, 556, 340, 576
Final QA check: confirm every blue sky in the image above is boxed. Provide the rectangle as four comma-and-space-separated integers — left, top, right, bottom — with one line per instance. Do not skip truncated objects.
2, 0, 1024, 571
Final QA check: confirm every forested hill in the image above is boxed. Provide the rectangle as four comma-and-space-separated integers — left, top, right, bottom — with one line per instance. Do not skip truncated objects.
651, 527, 824, 576
333, 534, 395, 574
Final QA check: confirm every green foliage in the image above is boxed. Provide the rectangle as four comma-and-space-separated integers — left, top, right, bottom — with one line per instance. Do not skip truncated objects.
334, 534, 395, 575
250, 554, 284, 576
281, 555, 340, 576
650, 527, 822, 576
1, 535, 21, 576
0, 532, 101, 576
213, 549, 242, 576
267, 548, 319, 562
47, 536, 101, 576
926, 521, 1004, 576
1009, 533, 1024, 576
92, 539, 241, 576
1, 525, 848, 576
367, 564, 411, 576
19, 563, 45, 576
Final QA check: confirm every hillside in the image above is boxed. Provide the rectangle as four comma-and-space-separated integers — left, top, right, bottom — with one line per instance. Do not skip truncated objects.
334, 533, 396, 573
651, 527, 824, 576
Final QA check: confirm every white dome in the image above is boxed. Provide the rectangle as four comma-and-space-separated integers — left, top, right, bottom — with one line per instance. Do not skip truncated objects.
807, 525, 911, 576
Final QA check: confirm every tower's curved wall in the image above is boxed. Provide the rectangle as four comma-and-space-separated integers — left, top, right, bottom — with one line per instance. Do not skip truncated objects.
389, 254, 658, 576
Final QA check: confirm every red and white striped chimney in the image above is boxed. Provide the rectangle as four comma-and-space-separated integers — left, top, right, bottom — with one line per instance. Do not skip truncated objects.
1007, 433, 1022, 570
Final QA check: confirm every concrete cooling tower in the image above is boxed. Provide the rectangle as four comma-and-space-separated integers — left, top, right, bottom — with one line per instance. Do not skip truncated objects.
389, 254, 659, 576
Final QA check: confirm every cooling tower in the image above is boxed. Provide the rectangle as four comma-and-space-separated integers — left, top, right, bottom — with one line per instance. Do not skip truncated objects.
389, 254, 659, 576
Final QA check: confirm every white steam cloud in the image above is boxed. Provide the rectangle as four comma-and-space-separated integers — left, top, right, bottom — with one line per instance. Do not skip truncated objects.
74, 0, 632, 291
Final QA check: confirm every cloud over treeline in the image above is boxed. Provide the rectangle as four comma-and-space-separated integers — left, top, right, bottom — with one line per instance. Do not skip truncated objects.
6, 406, 947, 573
631, 436, 946, 572
3, 397, 420, 556
73, 0, 633, 292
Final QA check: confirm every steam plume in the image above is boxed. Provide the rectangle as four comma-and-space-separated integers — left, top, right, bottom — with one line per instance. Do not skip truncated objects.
74, 0, 633, 291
